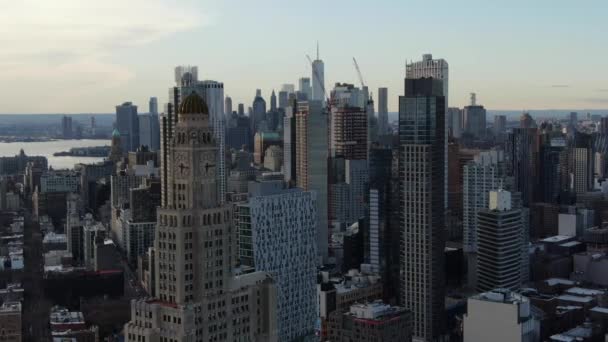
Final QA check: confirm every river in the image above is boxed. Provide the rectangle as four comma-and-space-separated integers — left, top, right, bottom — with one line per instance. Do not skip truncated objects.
0, 139, 110, 169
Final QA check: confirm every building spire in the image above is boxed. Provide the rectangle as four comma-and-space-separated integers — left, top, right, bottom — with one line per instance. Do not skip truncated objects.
316, 41, 319, 60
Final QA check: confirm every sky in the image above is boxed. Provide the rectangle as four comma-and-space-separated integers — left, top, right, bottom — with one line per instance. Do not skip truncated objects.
0, 0, 607, 113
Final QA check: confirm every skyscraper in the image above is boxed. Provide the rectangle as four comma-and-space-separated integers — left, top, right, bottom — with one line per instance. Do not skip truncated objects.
399, 77, 446, 341
477, 190, 524, 292
463, 151, 505, 253
446, 107, 462, 138
225, 96, 233, 116
463, 93, 487, 138
116, 102, 139, 152
298, 77, 312, 100
149, 97, 158, 115
296, 100, 329, 262
494, 115, 507, 138
506, 128, 539, 207
270, 90, 277, 112
139, 112, 160, 151
377, 87, 389, 135
252, 90, 267, 134
311, 44, 325, 104
124, 92, 277, 341
61, 115, 73, 139
238, 182, 318, 341
278, 91, 289, 110
406, 54, 449, 210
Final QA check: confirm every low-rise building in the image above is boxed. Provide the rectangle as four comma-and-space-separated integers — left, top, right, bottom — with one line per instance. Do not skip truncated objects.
0, 301, 21, 342
463, 289, 540, 342
327, 301, 411, 342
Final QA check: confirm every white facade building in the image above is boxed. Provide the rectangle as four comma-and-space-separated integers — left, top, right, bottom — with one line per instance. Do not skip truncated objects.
238, 184, 318, 341
40, 171, 80, 193
463, 150, 505, 253
464, 289, 539, 342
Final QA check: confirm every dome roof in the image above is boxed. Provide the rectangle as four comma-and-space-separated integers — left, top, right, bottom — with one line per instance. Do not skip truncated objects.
179, 92, 209, 116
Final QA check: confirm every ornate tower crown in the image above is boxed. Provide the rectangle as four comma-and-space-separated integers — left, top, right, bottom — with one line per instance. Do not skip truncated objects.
179, 91, 209, 121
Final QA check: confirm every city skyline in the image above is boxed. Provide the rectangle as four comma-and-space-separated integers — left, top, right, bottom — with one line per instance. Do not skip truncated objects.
1, 0, 607, 113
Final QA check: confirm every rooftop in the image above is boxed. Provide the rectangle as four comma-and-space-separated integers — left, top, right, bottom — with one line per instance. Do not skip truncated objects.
541, 235, 574, 244
43, 232, 67, 244
0, 301, 21, 313
348, 301, 407, 321
50, 306, 85, 325
472, 289, 528, 305
545, 278, 576, 286
565, 287, 604, 297
557, 295, 594, 303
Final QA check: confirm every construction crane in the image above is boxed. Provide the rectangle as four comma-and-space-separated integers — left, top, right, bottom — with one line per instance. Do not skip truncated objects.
306, 54, 330, 105
352, 57, 366, 88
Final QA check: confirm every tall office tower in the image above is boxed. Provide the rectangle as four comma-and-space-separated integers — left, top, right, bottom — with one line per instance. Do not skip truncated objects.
237, 182, 318, 341
281, 84, 295, 93
149, 97, 158, 115
312, 45, 325, 104
463, 151, 505, 288
447, 107, 462, 138
572, 145, 593, 195
476, 190, 524, 292
399, 78, 446, 341
539, 136, 566, 203
61, 115, 73, 139
506, 128, 539, 207
463, 93, 487, 138
406, 54, 449, 210
463, 151, 505, 252
278, 91, 289, 110
283, 106, 297, 185
138, 113, 160, 151
369, 145, 394, 281
237, 103, 245, 116
570, 112, 578, 126
600, 117, 608, 134
330, 160, 368, 226
299, 77, 312, 100
124, 93, 277, 342
328, 84, 369, 230
270, 90, 277, 112
224, 96, 233, 116
296, 100, 329, 262
377, 87, 389, 135
174, 65, 198, 84
329, 105, 368, 160
116, 102, 140, 152
520, 112, 536, 129
252, 90, 267, 134
494, 115, 507, 137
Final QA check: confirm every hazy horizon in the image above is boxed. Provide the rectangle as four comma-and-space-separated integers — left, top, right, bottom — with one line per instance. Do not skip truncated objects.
1, 0, 607, 113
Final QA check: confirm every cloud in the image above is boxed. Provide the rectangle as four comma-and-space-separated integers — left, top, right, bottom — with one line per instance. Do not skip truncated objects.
0, 0, 208, 111
597, 89, 608, 92
549, 84, 570, 88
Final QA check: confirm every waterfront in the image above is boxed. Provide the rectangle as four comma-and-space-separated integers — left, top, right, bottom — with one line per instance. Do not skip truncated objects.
0, 139, 110, 169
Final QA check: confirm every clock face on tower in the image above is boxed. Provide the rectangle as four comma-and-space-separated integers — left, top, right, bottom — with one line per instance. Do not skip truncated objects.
174, 152, 190, 177
199, 152, 216, 176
